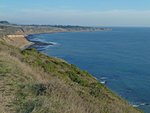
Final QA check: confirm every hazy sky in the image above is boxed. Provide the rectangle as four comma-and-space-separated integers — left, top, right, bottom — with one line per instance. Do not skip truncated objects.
1, 0, 150, 26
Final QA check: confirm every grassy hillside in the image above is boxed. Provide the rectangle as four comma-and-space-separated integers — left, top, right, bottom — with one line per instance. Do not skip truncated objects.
0, 41, 142, 113
0, 22, 142, 113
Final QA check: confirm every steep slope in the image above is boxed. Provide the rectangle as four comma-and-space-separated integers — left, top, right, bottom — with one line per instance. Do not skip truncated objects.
0, 41, 142, 113
1, 35, 33, 49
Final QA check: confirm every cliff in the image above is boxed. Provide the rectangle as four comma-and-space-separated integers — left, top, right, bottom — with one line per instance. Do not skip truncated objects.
0, 42, 142, 113
0, 22, 142, 113
1, 35, 33, 49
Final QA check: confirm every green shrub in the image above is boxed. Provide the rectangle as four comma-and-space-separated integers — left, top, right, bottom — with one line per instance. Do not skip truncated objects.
52, 61, 69, 68
71, 64, 82, 74
82, 70, 92, 77
22, 49, 35, 57
42, 62, 57, 72
20, 101, 35, 113
17, 98, 43, 113
64, 71, 90, 87
31, 84, 47, 96
66, 71, 83, 83
90, 89, 100, 97
77, 90, 85, 96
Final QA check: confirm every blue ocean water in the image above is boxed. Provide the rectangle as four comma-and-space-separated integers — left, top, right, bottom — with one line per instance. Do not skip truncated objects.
27, 27, 150, 112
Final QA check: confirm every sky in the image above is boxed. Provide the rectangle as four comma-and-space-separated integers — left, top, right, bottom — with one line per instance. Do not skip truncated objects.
1, 0, 150, 26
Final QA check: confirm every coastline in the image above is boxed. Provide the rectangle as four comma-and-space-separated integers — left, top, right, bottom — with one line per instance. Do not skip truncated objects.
25, 31, 147, 113
24, 31, 98, 50
0, 23, 111, 50
24, 28, 112, 50
0, 26, 144, 112
24, 34, 54, 50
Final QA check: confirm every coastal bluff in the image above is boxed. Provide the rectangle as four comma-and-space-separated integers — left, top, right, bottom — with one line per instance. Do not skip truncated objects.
1, 35, 33, 49
0, 22, 142, 113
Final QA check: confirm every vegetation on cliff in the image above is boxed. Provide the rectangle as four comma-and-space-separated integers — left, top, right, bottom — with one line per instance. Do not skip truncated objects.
0, 41, 142, 113
0, 22, 142, 113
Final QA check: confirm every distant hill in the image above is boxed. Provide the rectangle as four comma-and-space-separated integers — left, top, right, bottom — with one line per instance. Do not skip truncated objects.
0, 21, 111, 38
0, 21, 10, 24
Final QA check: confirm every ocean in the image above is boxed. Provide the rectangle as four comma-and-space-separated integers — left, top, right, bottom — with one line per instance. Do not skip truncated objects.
27, 27, 150, 113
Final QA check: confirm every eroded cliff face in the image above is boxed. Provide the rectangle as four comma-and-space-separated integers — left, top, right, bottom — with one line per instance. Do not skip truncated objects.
1, 35, 33, 49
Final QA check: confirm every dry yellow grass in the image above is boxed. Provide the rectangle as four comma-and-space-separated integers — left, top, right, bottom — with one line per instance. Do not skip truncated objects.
0, 42, 142, 113
0, 23, 141, 113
